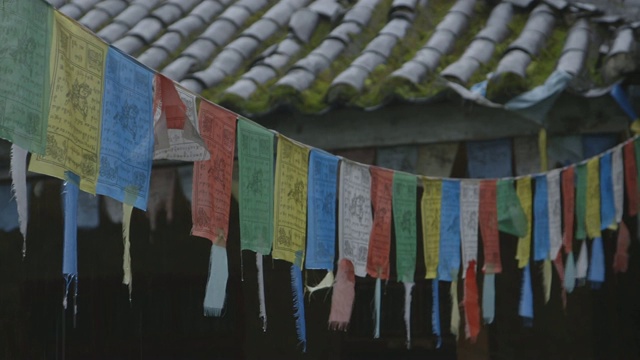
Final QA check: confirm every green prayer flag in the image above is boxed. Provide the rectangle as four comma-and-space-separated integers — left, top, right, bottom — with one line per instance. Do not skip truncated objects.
497, 179, 528, 237
0, 0, 52, 154
237, 119, 274, 254
575, 164, 587, 240
393, 172, 417, 283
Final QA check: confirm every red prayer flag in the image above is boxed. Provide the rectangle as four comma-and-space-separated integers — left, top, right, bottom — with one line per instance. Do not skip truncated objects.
191, 101, 237, 246
562, 167, 575, 254
624, 142, 639, 216
613, 222, 630, 273
479, 180, 501, 274
155, 74, 187, 130
367, 167, 394, 279
464, 260, 480, 342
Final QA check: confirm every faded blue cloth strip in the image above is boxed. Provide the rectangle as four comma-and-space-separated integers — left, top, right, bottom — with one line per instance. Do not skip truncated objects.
482, 274, 495, 324
306, 150, 339, 270
466, 139, 513, 178
582, 134, 619, 158
77, 191, 99, 230
534, 175, 550, 261
564, 252, 576, 293
374, 277, 381, 339
438, 180, 461, 282
470, 80, 488, 96
0, 184, 19, 232
291, 264, 307, 352
600, 153, 615, 230
63, 178, 79, 303
432, 279, 441, 348
96, 47, 154, 210
610, 83, 638, 121
203, 245, 228, 317
519, 264, 533, 327
588, 237, 605, 288
505, 70, 572, 124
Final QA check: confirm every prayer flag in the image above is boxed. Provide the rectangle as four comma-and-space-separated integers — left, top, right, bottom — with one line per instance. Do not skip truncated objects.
422, 178, 441, 279
516, 177, 532, 268
393, 173, 417, 283
367, 167, 394, 279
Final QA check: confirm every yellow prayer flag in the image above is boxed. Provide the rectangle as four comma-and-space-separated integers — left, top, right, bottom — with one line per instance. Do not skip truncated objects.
422, 177, 441, 279
272, 135, 310, 266
29, 12, 107, 193
516, 177, 532, 268
586, 158, 602, 239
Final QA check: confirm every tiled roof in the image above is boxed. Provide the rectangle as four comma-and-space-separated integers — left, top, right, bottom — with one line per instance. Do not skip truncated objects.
47, 0, 640, 116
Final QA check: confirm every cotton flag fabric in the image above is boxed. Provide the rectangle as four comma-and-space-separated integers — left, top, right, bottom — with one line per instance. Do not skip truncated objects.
394, 173, 417, 283
438, 180, 461, 282
238, 119, 275, 255
422, 178, 442, 280
272, 135, 309, 266
533, 175, 550, 261
10, 145, 29, 256
466, 139, 513, 178
0, 0, 52, 154
497, 180, 528, 238
96, 47, 154, 210
460, 180, 479, 276
624, 141, 638, 216
586, 158, 601, 239
153, 75, 209, 161
575, 164, 587, 239
600, 153, 616, 230
191, 101, 236, 317
547, 170, 562, 260
367, 167, 394, 280
480, 180, 501, 274
612, 147, 624, 224
516, 177, 533, 268
30, 12, 108, 194
62, 179, 79, 315
562, 167, 575, 254
306, 150, 339, 270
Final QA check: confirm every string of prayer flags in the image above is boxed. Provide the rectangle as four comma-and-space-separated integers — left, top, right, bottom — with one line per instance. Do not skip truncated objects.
623, 141, 638, 216
547, 170, 562, 260
612, 147, 624, 224
368, 166, 393, 338
600, 153, 616, 229
191, 101, 236, 317
497, 180, 528, 238
0, 0, 52, 154
96, 47, 154, 210
237, 119, 275, 255
575, 164, 588, 239
422, 178, 441, 280
586, 158, 601, 239
438, 180, 461, 282
534, 176, 550, 261
152, 75, 209, 161
147, 168, 176, 233
367, 167, 393, 280
306, 149, 339, 271
588, 237, 605, 289
613, 222, 630, 273
272, 135, 309, 265
29, 12, 108, 193
576, 240, 588, 286
393, 173, 417, 283
562, 167, 575, 253
480, 180, 501, 274
330, 161, 372, 330
10, 144, 29, 256
516, 177, 532, 268
62, 176, 79, 320
519, 265, 534, 327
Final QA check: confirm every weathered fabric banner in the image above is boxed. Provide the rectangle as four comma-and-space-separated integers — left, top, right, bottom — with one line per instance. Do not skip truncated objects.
464, 261, 480, 341
562, 167, 575, 253
480, 180, 501, 273
576, 240, 588, 284
624, 141, 639, 216
272, 136, 309, 266
192, 101, 236, 246
586, 158, 602, 239
519, 264, 533, 327
460, 180, 479, 276
497, 180, 528, 238
237, 119, 274, 255
575, 164, 587, 239
10, 145, 29, 254
516, 177, 533, 268
588, 237, 604, 288
547, 170, 562, 260
153, 75, 209, 161
416, 143, 459, 177
376, 145, 417, 173
339, 161, 373, 278
62, 179, 79, 311
612, 147, 624, 224
30, 12, 107, 193
393, 173, 417, 283
329, 258, 356, 330
0, 0, 52, 154
422, 178, 441, 279
367, 167, 394, 279
533, 175, 550, 261
306, 149, 339, 270
438, 180, 461, 282
613, 222, 630, 273
600, 153, 615, 230
96, 47, 154, 210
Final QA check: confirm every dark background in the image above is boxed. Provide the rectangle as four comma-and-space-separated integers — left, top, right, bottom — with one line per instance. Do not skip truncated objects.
0, 174, 639, 359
